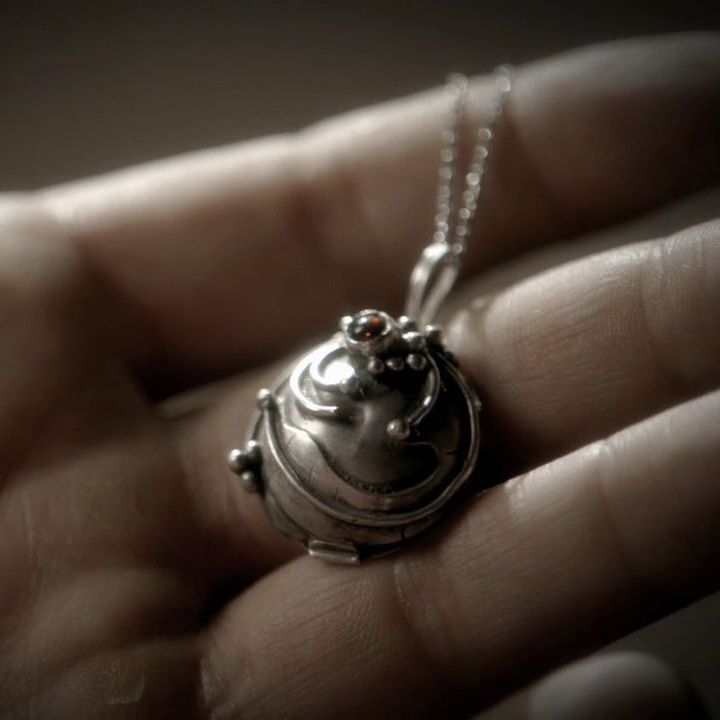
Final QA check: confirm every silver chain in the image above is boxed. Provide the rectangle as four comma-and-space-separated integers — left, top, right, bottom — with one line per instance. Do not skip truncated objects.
405, 66, 513, 325
433, 66, 512, 255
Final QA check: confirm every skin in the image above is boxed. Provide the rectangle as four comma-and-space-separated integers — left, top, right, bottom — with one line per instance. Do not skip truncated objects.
0, 32, 718, 719
481, 652, 709, 719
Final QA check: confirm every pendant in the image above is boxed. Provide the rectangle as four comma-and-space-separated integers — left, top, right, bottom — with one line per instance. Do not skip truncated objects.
228, 242, 481, 564
227, 69, 511, 563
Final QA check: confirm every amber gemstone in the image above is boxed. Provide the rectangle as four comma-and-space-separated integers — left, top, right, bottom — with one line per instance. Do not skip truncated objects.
347, 312, 387, 342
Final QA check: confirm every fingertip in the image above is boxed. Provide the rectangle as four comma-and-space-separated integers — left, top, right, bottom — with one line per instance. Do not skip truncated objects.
525, 652, 709, 720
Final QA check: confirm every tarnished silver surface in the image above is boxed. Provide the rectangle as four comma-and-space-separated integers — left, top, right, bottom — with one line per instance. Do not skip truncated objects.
228, 68, 512, 562
231, 312, 480, 562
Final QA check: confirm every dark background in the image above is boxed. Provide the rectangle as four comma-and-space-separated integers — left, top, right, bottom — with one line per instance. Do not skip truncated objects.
2, 1, 719, 188
2, 1, 719, 715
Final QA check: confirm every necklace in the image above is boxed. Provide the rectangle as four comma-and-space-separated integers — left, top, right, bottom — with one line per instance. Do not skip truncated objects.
229, 67, 512, 564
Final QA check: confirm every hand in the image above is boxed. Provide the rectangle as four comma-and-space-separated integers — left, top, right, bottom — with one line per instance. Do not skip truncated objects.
0, 33, 718, 719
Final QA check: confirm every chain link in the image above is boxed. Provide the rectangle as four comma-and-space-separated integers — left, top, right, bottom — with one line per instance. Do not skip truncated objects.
433, 66, 512, 256
404, 66, 512, 325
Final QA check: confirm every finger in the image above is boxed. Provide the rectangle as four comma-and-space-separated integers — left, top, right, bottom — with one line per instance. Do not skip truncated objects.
200, 390, 720, 719
177, 218, 720, 575
447, 218, 720, 473
165, 362, 303, 580
35, 34, 720, 386
479, 652, 709, 720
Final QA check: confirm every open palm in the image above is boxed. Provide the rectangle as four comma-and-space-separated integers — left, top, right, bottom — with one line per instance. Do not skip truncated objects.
1, 34, 719, 719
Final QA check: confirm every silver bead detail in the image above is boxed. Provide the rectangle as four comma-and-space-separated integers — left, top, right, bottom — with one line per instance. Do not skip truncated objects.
406, 353, 427, 371
398, 315, 417, 332
339, 315, 353, 332
228, 448, 249, 474
229, 440, 263, 478
256, 388, 276, 410
367, 357, 385, 375
386, 356, 405, 371
404, 331, 426, 351
386, 418, 410, 440
239, 470, 260, 494
246, 440, 262, 465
